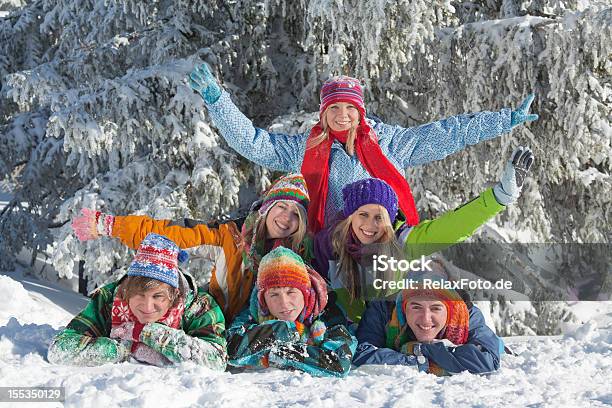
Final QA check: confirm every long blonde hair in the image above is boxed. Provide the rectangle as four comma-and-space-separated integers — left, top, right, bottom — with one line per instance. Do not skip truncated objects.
255, 201, 307, 254
331, 204, 402, 300
306, 106, 359, 156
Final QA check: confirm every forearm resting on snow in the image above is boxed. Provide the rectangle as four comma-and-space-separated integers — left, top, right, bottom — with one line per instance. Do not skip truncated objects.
139, 323, 227, 371
268, 325, 356, 377
47, 330, 129, 366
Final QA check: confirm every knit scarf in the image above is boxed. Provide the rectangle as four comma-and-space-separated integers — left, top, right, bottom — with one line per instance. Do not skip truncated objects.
110, 292, 185, 350
301, 121, 419, 233
385, 289, 469, 376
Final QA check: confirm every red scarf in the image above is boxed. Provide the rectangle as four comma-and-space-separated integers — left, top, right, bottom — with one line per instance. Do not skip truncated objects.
301, 120, 419, 233
111, 292, 185, 351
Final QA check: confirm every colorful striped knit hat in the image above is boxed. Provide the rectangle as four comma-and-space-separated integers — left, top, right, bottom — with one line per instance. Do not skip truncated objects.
319, 75, 366, 119
256, 246, 328, 323
342, 178, 399, 222
259, 173, 310, 216
127, 233, 189, 288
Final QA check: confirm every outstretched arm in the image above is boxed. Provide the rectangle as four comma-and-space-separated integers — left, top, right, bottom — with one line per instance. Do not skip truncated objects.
400, 146, 535, 260
72, 210, 237, 250
190, 64, 306, 172
379, 96, 537, 169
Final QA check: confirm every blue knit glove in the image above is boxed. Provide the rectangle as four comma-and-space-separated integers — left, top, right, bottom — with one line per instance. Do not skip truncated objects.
189, 63, 222, 104
510, 94, 539, 128
493, 146, 535, 206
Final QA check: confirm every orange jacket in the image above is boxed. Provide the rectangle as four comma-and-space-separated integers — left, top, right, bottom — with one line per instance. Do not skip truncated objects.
112, 215, 253, 324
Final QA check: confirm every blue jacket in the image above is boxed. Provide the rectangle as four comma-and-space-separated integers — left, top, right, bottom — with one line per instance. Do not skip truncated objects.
353, 300, 502, 375
206, 91, 512, 227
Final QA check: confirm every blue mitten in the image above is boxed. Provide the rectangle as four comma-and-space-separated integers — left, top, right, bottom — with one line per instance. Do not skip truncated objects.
510, 94, 539, 128
493, 146, 535, 205
189, 63, 222, 104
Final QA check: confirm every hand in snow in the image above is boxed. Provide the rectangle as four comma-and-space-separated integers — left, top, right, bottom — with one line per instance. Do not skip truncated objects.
71, 208, 115, 241
510, 94, 539, 128
110, 322, 145, 342
400, 341, 420, 355
131, 342, 172, 367
189, 63, 222, 104
493, 146, 535, 206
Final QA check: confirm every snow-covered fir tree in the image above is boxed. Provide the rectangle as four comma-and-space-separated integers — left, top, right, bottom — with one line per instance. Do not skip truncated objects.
1, 0, 610, 335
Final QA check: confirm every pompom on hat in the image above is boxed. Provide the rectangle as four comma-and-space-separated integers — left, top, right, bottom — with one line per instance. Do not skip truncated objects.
342, 178, 399, 222
127, 233, 188, 288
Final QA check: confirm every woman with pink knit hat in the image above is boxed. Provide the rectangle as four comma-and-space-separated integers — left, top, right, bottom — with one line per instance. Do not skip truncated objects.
71, 173, 312, 324
227, 246, 356, 377
189, 65, 538, 233
227, 247, 357, 377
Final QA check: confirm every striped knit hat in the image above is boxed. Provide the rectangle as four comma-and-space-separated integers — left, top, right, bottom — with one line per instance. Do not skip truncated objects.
127, 233, 189, 288
259, 173, 310, 215
319, 75, 366, 118
256, 246, 328, 323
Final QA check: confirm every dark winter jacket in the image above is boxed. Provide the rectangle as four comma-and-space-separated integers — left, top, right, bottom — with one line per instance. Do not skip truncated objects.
353, 300, 502, 375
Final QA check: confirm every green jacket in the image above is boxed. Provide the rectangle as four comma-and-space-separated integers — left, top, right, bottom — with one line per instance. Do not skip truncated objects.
314, 187, 505, 323
47, 273, 227, 370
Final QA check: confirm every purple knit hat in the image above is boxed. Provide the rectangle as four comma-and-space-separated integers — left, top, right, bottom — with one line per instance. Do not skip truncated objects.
342, 178, 399, 222
319, 75, 365, 118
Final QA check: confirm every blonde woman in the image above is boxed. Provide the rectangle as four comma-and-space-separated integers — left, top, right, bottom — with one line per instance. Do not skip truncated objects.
189, 64, 538, 233
72, 174, 311, 324
314, 147, 535, 322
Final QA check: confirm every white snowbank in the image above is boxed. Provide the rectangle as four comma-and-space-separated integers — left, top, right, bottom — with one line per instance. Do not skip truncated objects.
0, 273, 610, 407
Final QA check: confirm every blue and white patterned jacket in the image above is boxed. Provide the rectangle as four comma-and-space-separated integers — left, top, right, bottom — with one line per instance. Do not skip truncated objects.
206, 91, 512, 226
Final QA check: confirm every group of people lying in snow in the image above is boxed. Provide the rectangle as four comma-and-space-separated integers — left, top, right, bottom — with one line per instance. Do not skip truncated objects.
48, 67, 538, 378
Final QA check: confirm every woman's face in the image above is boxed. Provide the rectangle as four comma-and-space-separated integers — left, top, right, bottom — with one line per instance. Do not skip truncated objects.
325, 102, 360, 132
405, 297, 448, 342
128, 285, 174, 324
264, 286, 305, 321
350, 204, 387, 245
265, 201, 301, 239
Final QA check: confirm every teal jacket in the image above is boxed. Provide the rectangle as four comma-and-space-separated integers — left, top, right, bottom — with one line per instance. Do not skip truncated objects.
314, 187, 505, 322
226, 290, 357, 377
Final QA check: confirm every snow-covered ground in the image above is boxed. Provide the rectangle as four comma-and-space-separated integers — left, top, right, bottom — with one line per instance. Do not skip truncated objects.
0, 271, 610, 408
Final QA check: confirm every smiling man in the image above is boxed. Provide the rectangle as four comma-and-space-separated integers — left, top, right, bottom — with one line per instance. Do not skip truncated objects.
353, 275, 504, 376
48, 233, 227, 369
